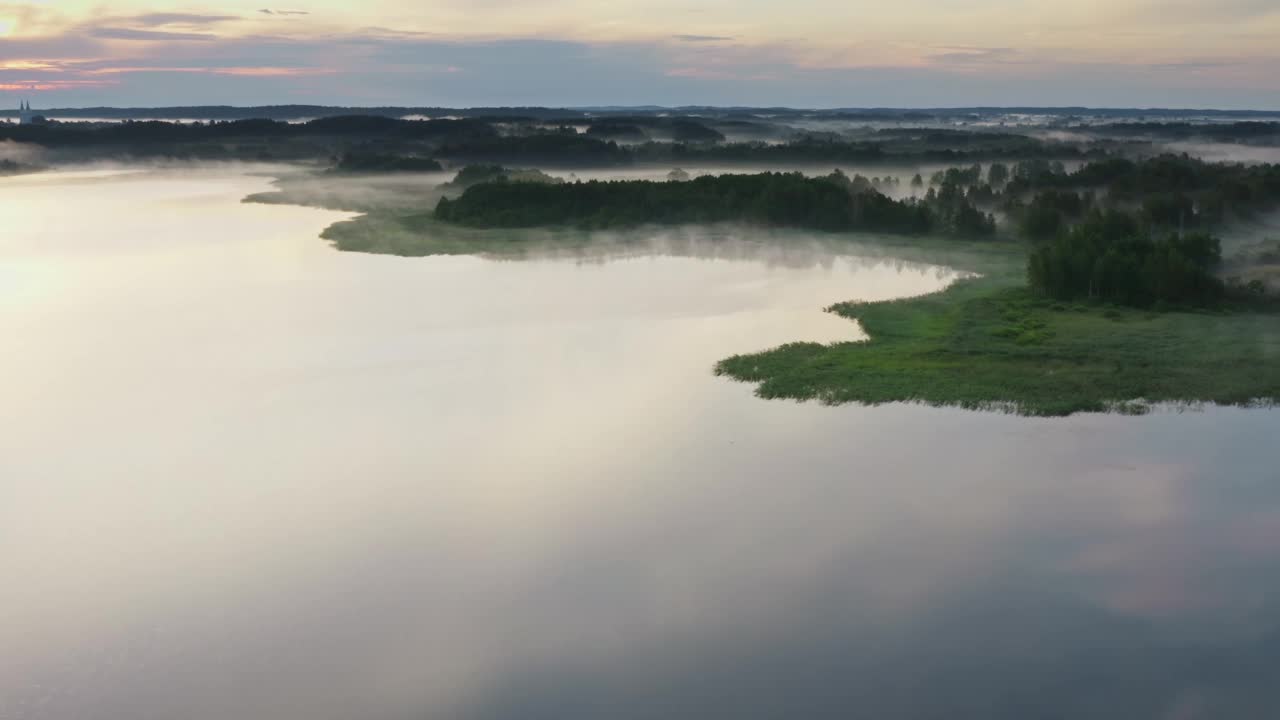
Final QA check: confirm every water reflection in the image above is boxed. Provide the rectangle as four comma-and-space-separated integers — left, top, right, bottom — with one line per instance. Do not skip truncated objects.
2, 168, 1279, 720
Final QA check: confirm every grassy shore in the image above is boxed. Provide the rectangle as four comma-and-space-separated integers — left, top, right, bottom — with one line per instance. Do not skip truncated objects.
244, 169, 592, 256
716, 265, 1280, 416
319, 194, 1280, 417
247, 168, 1280, 417
317, 212, 610, 256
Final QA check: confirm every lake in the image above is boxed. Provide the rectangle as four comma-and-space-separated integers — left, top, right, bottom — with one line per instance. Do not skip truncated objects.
3, 166, 1280, 720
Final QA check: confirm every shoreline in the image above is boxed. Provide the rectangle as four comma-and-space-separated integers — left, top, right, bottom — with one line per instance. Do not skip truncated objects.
245, 165, 1280, 418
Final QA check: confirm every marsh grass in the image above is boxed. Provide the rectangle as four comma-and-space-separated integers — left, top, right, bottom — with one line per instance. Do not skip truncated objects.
716, 267, 1280, 416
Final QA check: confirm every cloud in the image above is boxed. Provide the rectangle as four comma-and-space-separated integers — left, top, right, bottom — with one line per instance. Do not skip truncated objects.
0, 80, 115, 91
130, 13, 240, 27
87, 27, 218, 42
1144, 60, 1236, 71
665, 67, 737, 80
1131, 0, 1280, 22
81, 65, 334, 78
918, 45, 1039, 75
0, 60, 63, 71
672, 34, 734, 43
1, 29, 1277, 109
258, 9, 311, 16
926, 46, 1019, 65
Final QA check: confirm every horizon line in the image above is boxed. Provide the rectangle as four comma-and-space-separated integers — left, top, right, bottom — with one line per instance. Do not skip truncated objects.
2, 104, 1280, 114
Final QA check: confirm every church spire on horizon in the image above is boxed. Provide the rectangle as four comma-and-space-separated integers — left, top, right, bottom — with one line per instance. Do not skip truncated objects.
17, 99, 43, 125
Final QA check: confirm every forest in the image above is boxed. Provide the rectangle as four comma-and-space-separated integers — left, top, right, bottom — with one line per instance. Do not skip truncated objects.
331, 151, 443, 173
989, 155, 1280, 231
0, 113, 1104, 169
433, 171, 995, 236
427, 152, 1280, 307
0, 116, 498, 146
434, 134, 632, 166
1083, 121, 1280, 142
921, 154, 1280, 307
1026, 211, 1224, 306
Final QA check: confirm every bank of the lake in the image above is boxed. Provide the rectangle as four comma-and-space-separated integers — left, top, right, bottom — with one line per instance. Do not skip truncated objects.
249, 167, 1280, 417
717, 272, 1280, 416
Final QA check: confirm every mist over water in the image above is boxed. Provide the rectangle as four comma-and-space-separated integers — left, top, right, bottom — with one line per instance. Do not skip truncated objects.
4, 167, 1280, 720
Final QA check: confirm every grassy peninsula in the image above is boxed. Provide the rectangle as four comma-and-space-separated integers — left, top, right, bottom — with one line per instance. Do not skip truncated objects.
716, 272, 1280, 416
710, 207, 1280, 416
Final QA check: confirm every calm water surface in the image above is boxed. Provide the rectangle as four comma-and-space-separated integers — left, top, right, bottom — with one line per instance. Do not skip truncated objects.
3, 167, 1280, 720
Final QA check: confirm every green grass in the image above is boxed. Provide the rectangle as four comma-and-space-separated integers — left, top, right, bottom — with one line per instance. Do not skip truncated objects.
319, 212, 619, 256
716, 266, 1280, 416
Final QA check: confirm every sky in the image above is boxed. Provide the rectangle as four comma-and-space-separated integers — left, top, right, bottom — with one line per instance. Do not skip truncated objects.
0, 0, 1278, 109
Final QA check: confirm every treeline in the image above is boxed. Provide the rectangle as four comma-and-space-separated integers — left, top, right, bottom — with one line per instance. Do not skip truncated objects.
584, 117, 727, 142
0, 159, 34, 175
1028, 211, 1223, 306
871, 128, 1061, 157
1, 114, 1085, 169
911, 154, 1278, 306
1084, 121, 1280, 142
907, 155, 1280, 240
434, 136, 897, 167
439, 164, 563, 188
434, 134, 632, 166
331, 152, 442, 173
997, 155, 1280, 235
434, 171, 992, 237
413, 133, 1078, 168
633, 139, 887, 164
586, 122, 647, 140
0, 106, 591, 122
0, 116, 497, 146
629, 137, 1086, 165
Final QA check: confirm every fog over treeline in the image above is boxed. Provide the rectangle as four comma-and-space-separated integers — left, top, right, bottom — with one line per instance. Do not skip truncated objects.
6, 104, 1280, 296
0, 112, 1111, 169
